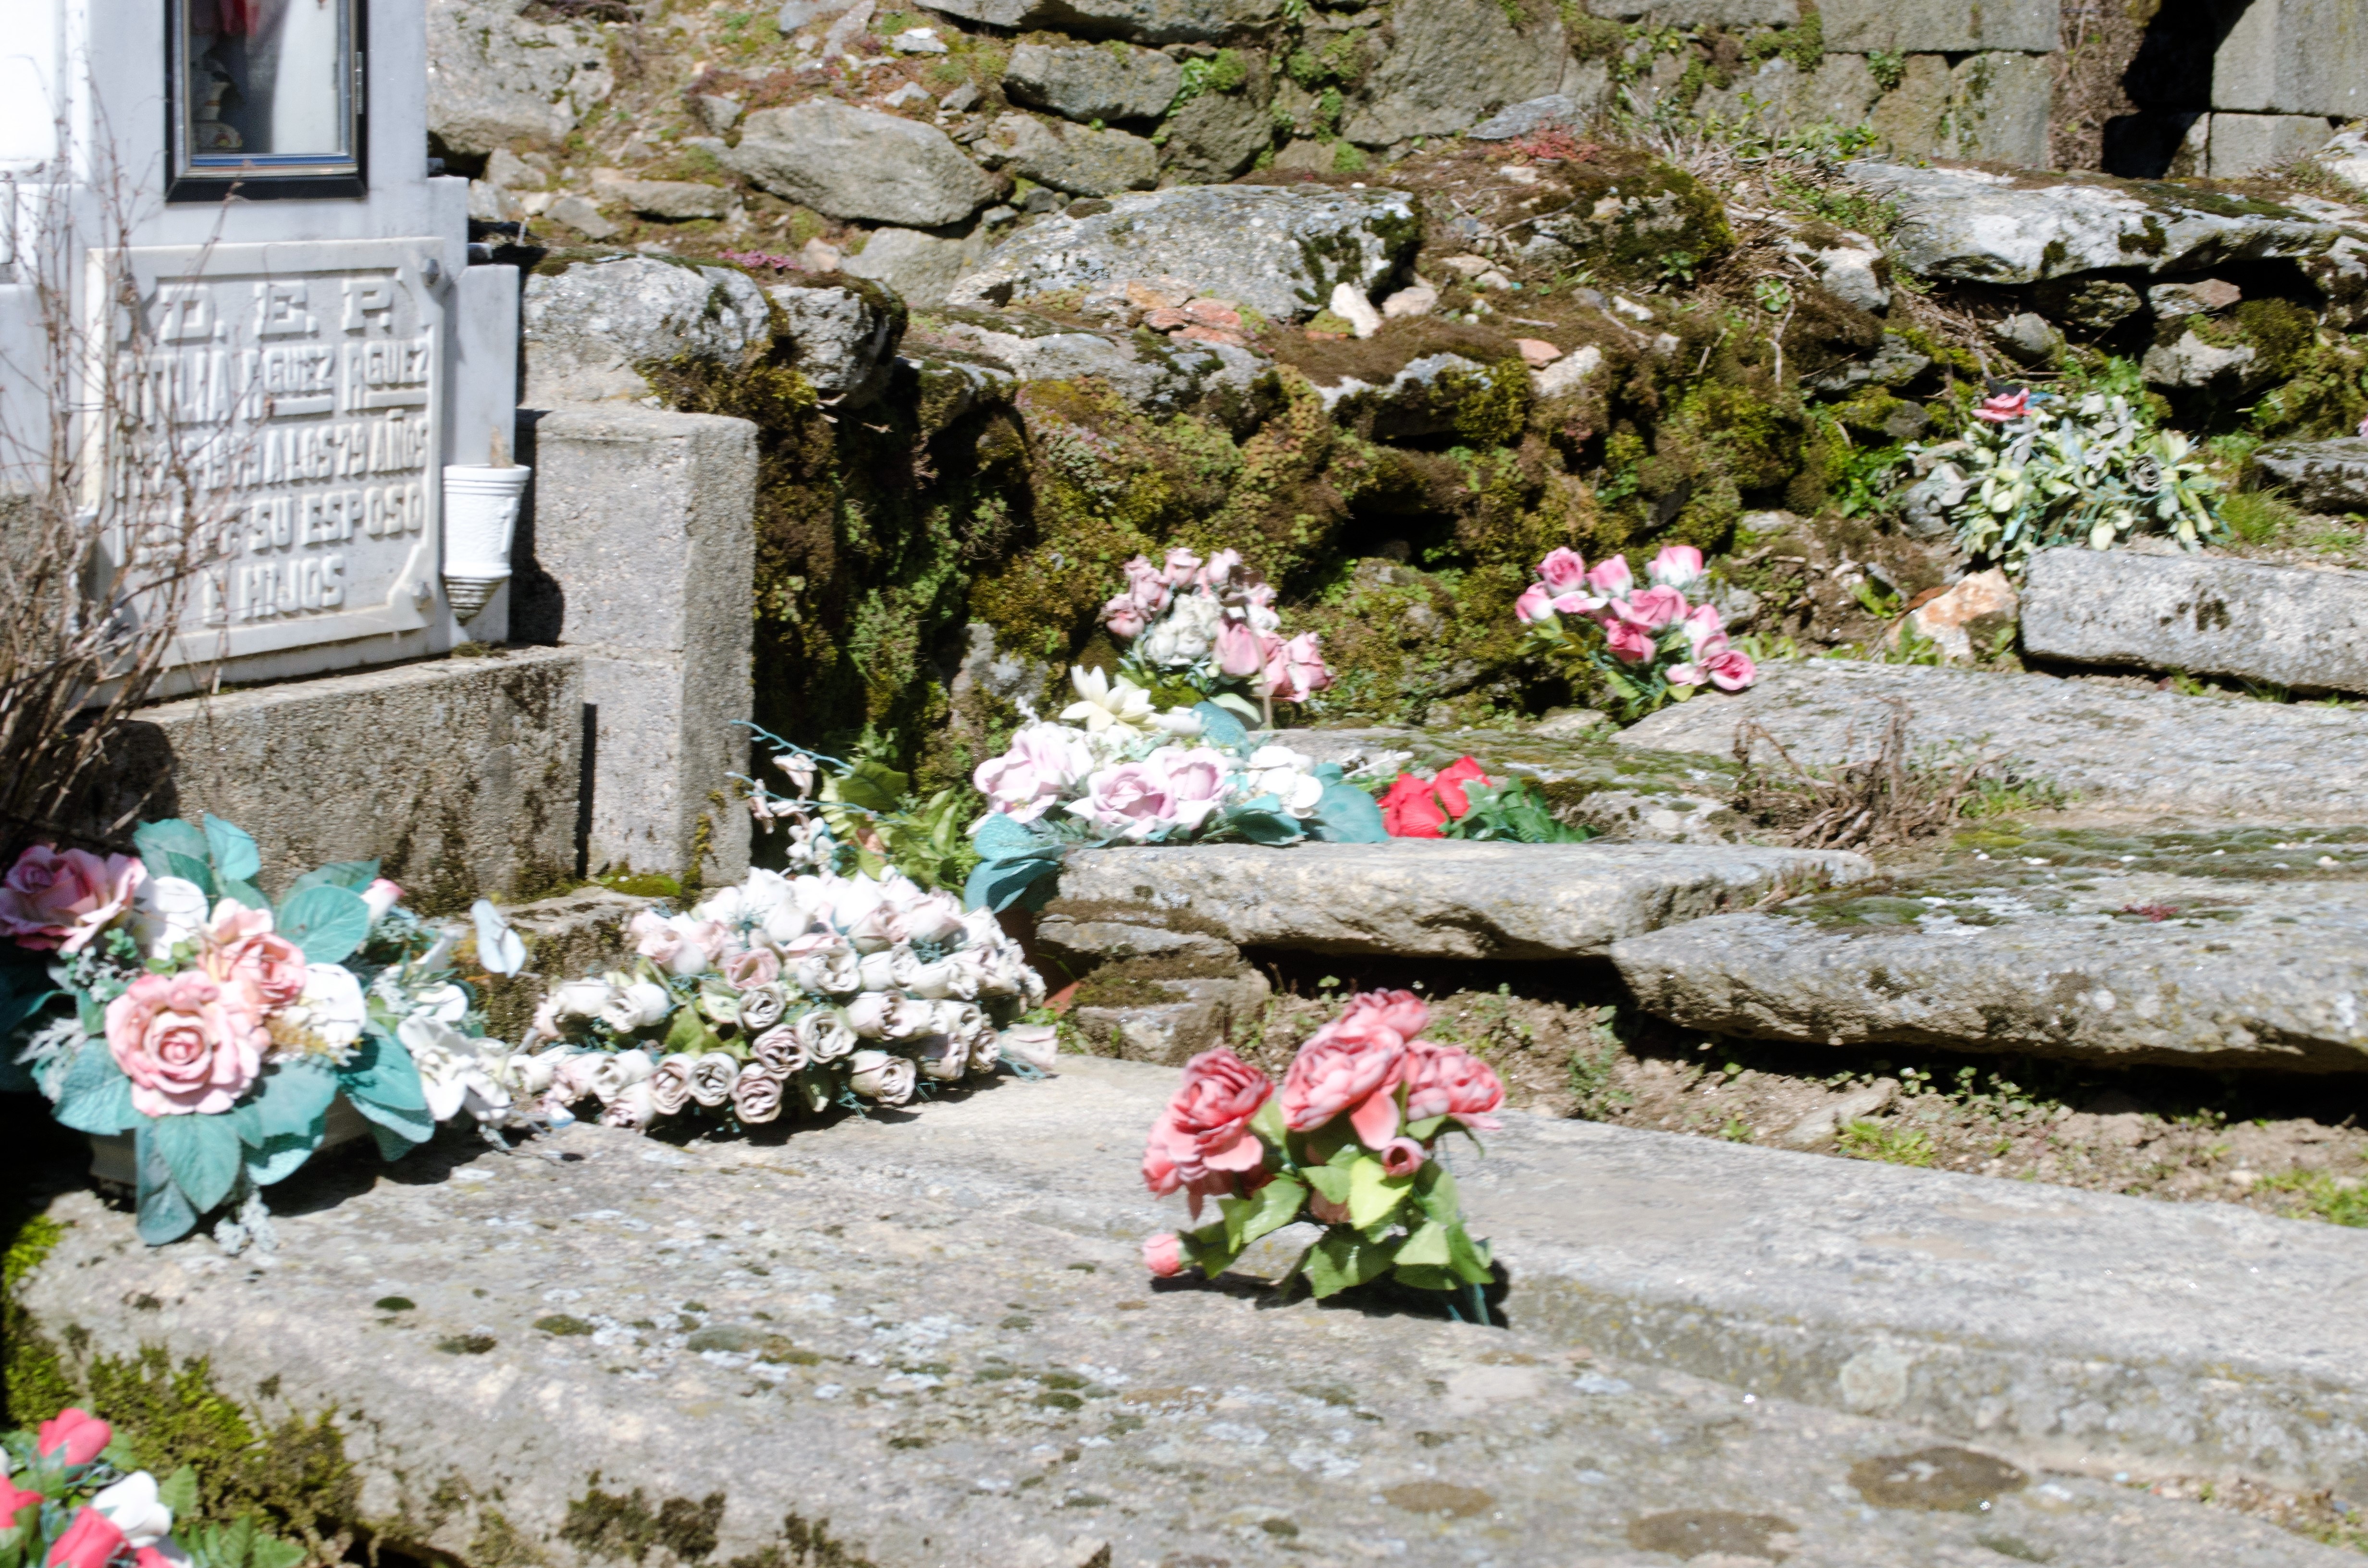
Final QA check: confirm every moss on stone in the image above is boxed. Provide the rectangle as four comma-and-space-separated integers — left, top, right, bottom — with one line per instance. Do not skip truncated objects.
2, 1207, 72, 1429
561, 1485, 729, 1563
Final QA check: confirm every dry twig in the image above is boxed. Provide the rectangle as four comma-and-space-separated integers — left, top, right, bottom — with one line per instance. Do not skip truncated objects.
1730, 699, 1988, 850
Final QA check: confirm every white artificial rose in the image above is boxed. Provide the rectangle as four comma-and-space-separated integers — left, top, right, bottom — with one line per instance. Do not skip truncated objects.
738, 982, 789, 1032
939, 949, 989, 1001
550, 979, 615, 1020
399, 1014, 474, 1120
131, 875, 210, 957
91, 1471, 173, 1547
508, 1052, 561, 1095
588, 1048, 656, 1102
601, 1079, 657, 1129
891, 951, 957, 999
840, 992, 894, 1039
409, 981, 470, 1025
279, 964, 368, 1062
997, 1023, 1061, 1072
856, 950, 899, 992
884, 997, 937, 1040
913, 1035, 967, 1081
795, 945, 863, 996
791, 1007, 858, 1062
601, 979, 673, 1033
846, 1049, 917, 1105
687, 1051, 740, 1105
890, 895, 965, 948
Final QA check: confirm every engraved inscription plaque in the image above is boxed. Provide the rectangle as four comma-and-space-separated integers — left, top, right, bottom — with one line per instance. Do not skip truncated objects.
94, 239, 446, 670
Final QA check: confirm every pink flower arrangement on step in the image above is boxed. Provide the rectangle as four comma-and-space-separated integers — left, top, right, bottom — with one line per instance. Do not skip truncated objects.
1137, 988, 1504, 1316
1513, 545, 1756, 720
1101, 547, 1332, 723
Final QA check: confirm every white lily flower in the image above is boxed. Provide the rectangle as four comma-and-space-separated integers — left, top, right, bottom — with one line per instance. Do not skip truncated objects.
1061, 665, 1156, 735
92, 1471, 173, 1547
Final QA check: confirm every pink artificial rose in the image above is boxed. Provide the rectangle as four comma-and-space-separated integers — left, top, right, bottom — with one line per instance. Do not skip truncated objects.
1072, 760, 1180, 842
1143, 1048, 1274, 1215
1121, 553, 1173, 611
1513, 582, 1557, 625
1379, 1137, 1428, 1177
0, 846, 144, 955
1537, 547, 1589, 593
1342, 987, 1428, 1042
43, 1509, 124, 1568
1162, 547, 1204, 586
1624, 585, 1690, 630
1586, 555, 1634, 598
1308, 1189, 1352, 1225
105, 971, 267, 1117
974, 722, 1095, 825
211, 927, 308, 1010
360, 878, 403, 924
1701, 642, 1758, 691
2, 1477, 41, 1523
1214, 614, 1268, 677
1681, 601, 1725, 646
1259, 632, 1333, 704
1101, 594, 1147, 641
1550, 590, 1605, 616
722, 947, 781, 991
37, 1408, 112, 1465
1282, 1015, 1406, 1145
1197, 548, 1243, 590
1647, 544, 1705, 591
1601, 618, 1656, 664
1154, 748, 1230, 833
1974, 388, 2029, 423
1399, 1040, 1505, 1130
1142, 1232, 1186, 1277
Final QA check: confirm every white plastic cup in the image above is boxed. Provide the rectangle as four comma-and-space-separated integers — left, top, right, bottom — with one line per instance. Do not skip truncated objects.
442, 464, 531, 619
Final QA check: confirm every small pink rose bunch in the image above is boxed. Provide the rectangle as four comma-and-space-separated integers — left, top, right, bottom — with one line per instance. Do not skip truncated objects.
1099, 546, 1332, 713
1137, 990, 1505, 1310
1974, 386, 2032, 424
1514, 545, 1755, 720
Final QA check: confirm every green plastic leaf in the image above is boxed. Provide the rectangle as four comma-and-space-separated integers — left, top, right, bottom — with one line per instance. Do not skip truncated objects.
1307, 783, 1389, 843
134, 1122, 200, 1245
247, 1061, 338, 1142
162, 851, 219, 902
364, 1116, 427, 1159
275, 883, 370, 964
1190, 700, 1251, 753
1416, 1163, 1462, 1225
1302, 1228, 1394, 1299
53, 1044, 136, 1135
663, 1005, 713, 1055
341, 1030, 429, 1113
965, 853, 1062, 914
284, 860, 381, 898
1250, 1096, 1287, 1146
154, 1110, 244, 1213
1346, 1155, 1410, 1229
243, 1134, 321, 1188
1222, 803, 1305, 845
1394, 1220, 1453, 1268
1302, 1163, 1352, 1205
825, 759, 909, 814
1227, 1175, 1306, 1247
1391, 1263, 1458, 1293
157, 1468, 200, 1520
219, 878, 269, 915
203, 816, 261, 884
1446, 1222, 1494, 1286
249, 1531, 306, 1568
134, 818, 210, 882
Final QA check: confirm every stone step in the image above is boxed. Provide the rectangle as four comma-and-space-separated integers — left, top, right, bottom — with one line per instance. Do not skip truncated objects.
1612, 824, 2368, 1071
1041, 840, 1872, 963
2022, 546, 2368, 695
1616, 658, 2368, 818
17, 1064, 2364, 1567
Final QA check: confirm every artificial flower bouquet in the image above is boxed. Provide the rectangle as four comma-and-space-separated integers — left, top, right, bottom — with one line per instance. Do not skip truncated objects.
520, 864, 1057, 1131
0, 819, 528, 1246
1376, 755, 1592, 843
962, 672, 1389, 911
1100, 547, 1332, 725
740, 727, 976, 895
1909, 383, 2221, 573
1514, 545, 1758, 722
1138, 989, 1505, 1321
0, 1404, 303, 1568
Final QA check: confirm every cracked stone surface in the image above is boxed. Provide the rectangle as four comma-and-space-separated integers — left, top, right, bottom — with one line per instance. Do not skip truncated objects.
18, 1058, 2367, 1566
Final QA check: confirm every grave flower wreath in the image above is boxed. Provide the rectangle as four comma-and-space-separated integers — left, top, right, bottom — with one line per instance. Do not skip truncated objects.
1514, 545, 1758, 722
1, 1404, 304, 1568
0, 819, 526, 1245
1138, 989, 1505, 1323
960, 679, 1389, 912
1376, 755, 1593, 843
519, 864, 1056, 1131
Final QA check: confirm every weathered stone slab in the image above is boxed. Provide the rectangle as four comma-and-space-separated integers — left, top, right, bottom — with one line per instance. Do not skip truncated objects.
426, 0, 611, 157
2022, 546, 2368, 694
1820, 0, 2057, 53
84, 648, 581, 911
725, 101, 996, 227
1047, 840, 1871, 960
1616, 659, 2368, 817
1337, 0, 1571, 147
947, 185, 1420, 324
918, 0, 1282, 42
2253, 436, 2368, 512
520, 254, 772, 406
2212, 0, 2368, 121
1844, 161, 2354, 285
1002, 40, 1183, 122
1613, 829, 2368, 1071
24, 1055, 2368, 1535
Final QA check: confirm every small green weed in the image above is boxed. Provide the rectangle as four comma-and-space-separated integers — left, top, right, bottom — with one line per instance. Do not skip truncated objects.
2259, 1168, 2368, 1227
1837, 1120, 1936, 1166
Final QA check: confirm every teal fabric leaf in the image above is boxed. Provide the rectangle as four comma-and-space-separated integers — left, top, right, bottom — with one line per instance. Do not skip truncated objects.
363, 1113, 430, 1160
243, 1134, 321, 1188
134, 819, 210, 884
53, 1043, 136, 1135
275, 884, 370, 964
154, 1110, 243, 1213
284, 860, 381, 897
134, 1122, 200, 1245
1191, 701, 1251, 753
1306, 782, 1390, 843
203, 816, 262, 884
250, 1062, 338, 1142
965, 854, 1063, 914
340, 1029, 429, 1113
161, 851, 219, 903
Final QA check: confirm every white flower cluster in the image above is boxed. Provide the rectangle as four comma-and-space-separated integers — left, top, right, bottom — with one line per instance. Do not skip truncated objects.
521, 866, 1054, 1131
975, 668, 1329, 841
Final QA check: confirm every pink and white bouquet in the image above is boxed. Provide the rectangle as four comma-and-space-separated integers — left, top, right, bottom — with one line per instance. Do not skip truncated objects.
1136, 988, 1504, 1318
1513, 545, 1756, 721
519, 864, 1055, 1133
1101, 548, 1333, 724
0, 817, 523, 1247
0, 1402, 305, 1568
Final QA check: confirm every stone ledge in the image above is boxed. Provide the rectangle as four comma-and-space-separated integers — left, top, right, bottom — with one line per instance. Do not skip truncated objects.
1047, 841, 1872, 962
14, 1060, 2357, 1565
2022, 547, 2368, 696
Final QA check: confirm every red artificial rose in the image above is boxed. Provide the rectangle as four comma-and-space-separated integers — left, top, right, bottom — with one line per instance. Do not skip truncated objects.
36, 1409, 111, 1466
44, 1509, 124, 1568
1379, 773, 1447, 838
1430, 757, 1489, 819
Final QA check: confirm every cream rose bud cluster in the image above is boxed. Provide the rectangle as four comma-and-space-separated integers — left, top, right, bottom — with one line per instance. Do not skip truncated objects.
524, 866, 1052, 1132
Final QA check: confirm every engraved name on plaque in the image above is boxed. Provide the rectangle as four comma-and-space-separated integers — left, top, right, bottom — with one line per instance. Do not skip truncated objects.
95, 238, 448, 671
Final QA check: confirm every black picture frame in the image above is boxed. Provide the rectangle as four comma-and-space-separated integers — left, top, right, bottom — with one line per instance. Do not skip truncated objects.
164, 0, 369, 203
